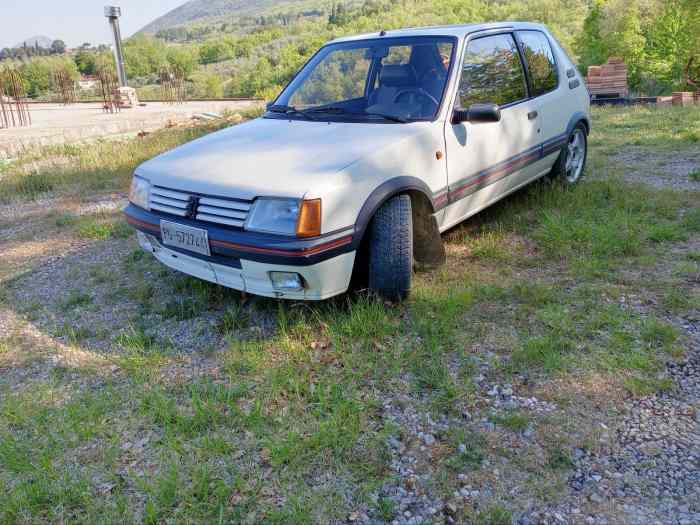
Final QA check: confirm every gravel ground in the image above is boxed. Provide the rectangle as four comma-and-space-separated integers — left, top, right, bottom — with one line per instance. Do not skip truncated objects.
611, 148, 700, 191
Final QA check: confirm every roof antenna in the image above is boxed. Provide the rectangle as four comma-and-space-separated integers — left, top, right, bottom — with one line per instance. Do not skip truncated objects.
379, 29, 386, 36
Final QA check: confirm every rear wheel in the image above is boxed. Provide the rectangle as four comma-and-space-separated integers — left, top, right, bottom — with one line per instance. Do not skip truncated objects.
550, 123, 588, 185
367, 194, 412, 301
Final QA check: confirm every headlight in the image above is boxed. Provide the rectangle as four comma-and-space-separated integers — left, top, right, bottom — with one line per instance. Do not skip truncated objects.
128, 175, 151, 210
245, 198, 300, 236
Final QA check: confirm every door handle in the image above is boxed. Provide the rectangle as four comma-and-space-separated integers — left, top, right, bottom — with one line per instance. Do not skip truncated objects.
527, 111, 538, 120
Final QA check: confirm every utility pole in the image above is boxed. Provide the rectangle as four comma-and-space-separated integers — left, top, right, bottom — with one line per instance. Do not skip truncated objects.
104, 6, 127, 87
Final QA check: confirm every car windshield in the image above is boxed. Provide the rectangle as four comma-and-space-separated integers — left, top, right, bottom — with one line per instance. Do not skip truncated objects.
269, 36, 456, 123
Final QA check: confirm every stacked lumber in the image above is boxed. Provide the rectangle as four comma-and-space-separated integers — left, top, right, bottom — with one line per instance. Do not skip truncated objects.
672, 92, 696, 106
586, 57, 628, 98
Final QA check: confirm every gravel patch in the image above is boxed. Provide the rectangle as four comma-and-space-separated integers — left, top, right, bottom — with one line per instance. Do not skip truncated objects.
520, 323, 700, 525
612, 147, 700, 191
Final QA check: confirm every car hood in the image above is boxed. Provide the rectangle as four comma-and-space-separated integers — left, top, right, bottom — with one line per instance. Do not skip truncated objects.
136, 117, 428, 200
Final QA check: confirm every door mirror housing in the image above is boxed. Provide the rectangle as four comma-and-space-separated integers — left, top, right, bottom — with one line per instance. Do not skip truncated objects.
452, 103, 501, 124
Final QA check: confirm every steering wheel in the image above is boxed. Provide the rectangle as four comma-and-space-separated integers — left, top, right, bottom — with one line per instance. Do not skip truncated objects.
393, 88, 439, 108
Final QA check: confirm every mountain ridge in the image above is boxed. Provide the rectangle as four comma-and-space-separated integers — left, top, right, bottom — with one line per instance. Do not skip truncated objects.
139, 0, 297, 34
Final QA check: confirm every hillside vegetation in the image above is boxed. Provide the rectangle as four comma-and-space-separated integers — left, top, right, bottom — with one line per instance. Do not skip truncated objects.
131, 0, 699, 101
3, 0, 698, 102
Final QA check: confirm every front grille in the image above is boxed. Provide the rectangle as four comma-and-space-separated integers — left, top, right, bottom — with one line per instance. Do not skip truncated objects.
149, 186, 252, 228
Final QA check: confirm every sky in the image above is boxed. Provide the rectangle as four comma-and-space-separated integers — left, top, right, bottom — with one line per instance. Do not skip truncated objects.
0, 0, 188, 49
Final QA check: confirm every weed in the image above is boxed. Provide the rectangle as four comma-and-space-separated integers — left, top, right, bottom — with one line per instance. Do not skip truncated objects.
89, 265, 111, 284
547, 447, 574, 470
647, 222, 687, 243
54, 213, 78, 227
218, 302, 250, 334
115, 325, 158, 354
445, 428, 485, 470
689, 169, 700, 182
473, 504, 512, 525
7, 172, 55, 200
61, 290, 92, 310
56, 322, 92, 344
624, 375, 674, 396
376, 497, 396, 521
490, 410, 529, 432
641, 318, 678, 349
682, 208, 700, 232
78, 217, 132, 240
511, 333, 571, 373
661, 288, 692, 313
469, 230, 511, 261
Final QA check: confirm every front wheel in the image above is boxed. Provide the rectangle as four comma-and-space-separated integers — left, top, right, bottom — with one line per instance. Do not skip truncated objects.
550, 123, 588, 185
368, 194, 412, 301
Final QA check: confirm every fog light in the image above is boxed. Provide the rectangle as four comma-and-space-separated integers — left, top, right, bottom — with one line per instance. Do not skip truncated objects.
269, 271, 304, 291
137, 231, 153, 251
147, 234, 161, 252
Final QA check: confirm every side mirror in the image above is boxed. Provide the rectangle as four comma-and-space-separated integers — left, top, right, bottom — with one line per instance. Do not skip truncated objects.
452, 103, 501, 124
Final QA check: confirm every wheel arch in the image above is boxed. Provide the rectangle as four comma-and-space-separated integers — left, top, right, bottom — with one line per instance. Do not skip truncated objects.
352, 176, 446, 268
567, 112, 590, 136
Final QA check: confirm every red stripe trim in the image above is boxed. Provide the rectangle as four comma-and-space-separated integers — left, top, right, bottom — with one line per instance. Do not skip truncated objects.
126, 215, 160, 232
449, 151, 540, 199
125, 213, 353, 257
210, 235, 353, 257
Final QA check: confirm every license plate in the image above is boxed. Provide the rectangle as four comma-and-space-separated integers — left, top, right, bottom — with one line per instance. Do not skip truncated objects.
160, 220, 211, 256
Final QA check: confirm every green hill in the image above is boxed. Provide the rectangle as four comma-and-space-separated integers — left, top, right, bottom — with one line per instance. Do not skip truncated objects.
127, 0, 698, 102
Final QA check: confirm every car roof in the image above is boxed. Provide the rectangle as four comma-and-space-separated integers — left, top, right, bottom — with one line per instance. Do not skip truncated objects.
328, 21, 548, 43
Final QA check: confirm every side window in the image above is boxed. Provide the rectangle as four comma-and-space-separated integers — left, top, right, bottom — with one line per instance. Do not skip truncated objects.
517, 31, 558, 96
458, 33, 527, 108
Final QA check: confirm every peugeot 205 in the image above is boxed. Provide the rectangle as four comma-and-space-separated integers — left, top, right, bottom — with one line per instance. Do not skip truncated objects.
125, 22, 590, 300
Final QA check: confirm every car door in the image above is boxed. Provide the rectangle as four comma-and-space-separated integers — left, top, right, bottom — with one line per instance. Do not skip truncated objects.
515, 29, 568, 170
441, 32, 542, 232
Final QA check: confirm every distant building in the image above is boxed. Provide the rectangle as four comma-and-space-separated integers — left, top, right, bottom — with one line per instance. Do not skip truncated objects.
78, 75, 99, 90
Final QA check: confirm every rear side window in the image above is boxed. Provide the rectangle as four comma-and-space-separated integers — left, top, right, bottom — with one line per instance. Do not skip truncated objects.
517, 31, 558, 96
458, 33, 528, 108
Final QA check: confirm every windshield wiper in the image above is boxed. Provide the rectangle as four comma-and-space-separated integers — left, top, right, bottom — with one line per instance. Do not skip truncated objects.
305, 106, 408, 123
266, 104, 316, 121
362, 112, 408, 123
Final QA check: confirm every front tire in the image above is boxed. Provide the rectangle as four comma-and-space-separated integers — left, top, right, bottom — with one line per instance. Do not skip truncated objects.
368, 194, 412, 301
550, 123, 588, 185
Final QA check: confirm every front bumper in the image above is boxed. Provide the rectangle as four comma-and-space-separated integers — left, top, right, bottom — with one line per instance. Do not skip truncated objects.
125, 205, 356, 300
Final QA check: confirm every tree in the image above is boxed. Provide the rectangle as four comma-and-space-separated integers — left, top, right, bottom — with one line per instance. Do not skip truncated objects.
75, 49, 97, 75
123, 35, 167, 78
166, 46, 196, 76
51, 40, 66, 55
574, 0, 608, 73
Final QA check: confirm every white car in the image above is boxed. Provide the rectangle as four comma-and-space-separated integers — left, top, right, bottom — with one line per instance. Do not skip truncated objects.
125, 22, 590, 300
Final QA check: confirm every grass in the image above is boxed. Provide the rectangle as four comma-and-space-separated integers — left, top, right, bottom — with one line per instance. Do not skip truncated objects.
0, 110, 261, 203
60, 290, 92, 310
0, 105, 698, 523
490, 410, 530, 432
690, 169, 700, 182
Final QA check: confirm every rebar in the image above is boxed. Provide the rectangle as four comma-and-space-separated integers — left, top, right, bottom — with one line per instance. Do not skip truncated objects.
159, 66, 186, 104
52, 69, 78, 105
0, 68, 31, 129
97, 66, 120, 114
